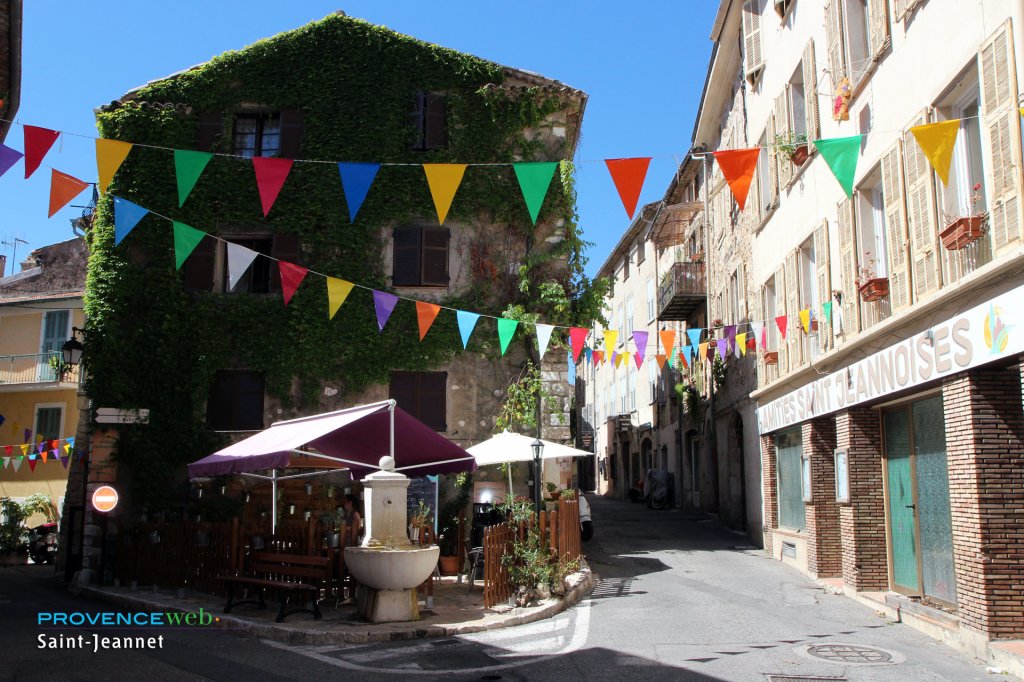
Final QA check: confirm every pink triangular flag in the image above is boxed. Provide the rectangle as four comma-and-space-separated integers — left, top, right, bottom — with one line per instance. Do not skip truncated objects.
252, 157, 293, 216
23, 125, 60, 178
633, 352, 643, 369
278, 261, 309, 305
775, 315, 788, 341
569, 327, 589, 363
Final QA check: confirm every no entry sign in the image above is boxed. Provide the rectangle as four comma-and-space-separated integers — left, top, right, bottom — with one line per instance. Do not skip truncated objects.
91, 486, 119, 513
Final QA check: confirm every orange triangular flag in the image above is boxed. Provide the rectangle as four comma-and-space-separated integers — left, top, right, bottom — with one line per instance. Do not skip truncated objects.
604, 157, 651, 219
655, 354, 667, 369
95, 139, 133, 194
415, 301, 441, 340
423, 164, 467, 225
48, 170, 90, 217
40, 450, 48, 463
659, 330, 676, 356
776, 315, 788, 340
614, 353, 624, 368
698, 342, 708, 361
909, 120, 960, 185
712, 148, 761, 210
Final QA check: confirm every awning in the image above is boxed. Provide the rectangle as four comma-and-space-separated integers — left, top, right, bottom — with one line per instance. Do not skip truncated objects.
187, 399, 475, 479
467, 430, 593, 467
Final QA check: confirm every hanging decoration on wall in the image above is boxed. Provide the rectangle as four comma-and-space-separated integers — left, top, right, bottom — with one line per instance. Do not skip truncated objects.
513, 162, 559, 225
278, 261, 309, 305
423, 163, 467, 225
172, 221, 206, 270
496, 318, 519, 356
337, 162, 380, 222
226, 241, 258, 290
175, 150, 213, 207
95, 139, 133, 194
373, 290, 399, 332
252, 156, 293, 216
48, 169, 89, 218
326, 277, 355, 319
416, 301, 442, 340
535, 323, 554, 358
23, 125, 60, 178
113, 196, 149, 245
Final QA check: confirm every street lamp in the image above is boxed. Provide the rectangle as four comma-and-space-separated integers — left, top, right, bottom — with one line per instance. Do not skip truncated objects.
531, 438, 544, 515
61, 327, 84, 366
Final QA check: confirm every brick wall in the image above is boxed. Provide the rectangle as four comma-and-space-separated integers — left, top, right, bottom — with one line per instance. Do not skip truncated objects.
803, 418, 841, 577
760, 433, 778, 554
836, 407, 888, 591
943, 363, 1024, 639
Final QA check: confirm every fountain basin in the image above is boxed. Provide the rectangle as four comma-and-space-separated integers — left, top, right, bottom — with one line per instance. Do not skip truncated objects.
345, 545, 439, 590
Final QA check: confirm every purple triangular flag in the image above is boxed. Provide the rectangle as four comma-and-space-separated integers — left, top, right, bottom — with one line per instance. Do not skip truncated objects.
716, 338, 728, 359
60, 455, 70, 469
24, 428, 31, 443
631, 330, 649, 358
724, 325, 737, 350
372, 290, 399, 332
0, 144, 24, 178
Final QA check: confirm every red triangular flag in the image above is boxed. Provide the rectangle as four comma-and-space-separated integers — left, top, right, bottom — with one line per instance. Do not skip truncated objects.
655, 354, 667, 369
278, 261, 308, 305
747, 336, 757, 351
569, 327, 589, 363
48, 169, 90, 217
415, 301, 441, 340
775, 315, 788, 340
24, 125, 60, 178
252, 157, 293, 216
712, 148, 761, 210
604, 157, 651, 219
28, 457, 37, 472
592, 350, 603, 365
633, 352, 643, 369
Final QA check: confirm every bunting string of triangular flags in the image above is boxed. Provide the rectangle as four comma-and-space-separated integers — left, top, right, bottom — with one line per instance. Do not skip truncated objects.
0, 428, 83, 470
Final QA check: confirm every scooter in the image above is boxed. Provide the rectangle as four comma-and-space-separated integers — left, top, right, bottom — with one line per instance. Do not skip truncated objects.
27, 522, 58, 564
645, 469, 671, 510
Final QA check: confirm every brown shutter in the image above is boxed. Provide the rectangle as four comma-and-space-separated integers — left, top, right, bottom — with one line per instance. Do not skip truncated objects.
418, 372, 447, 431
389, 372, 417, 416
425, 94, 449, 150
775, 90, 793, 189
785, 251, 801, 368
183, 236, 216, 291
978, 21, 1024, 253
756, 284, 766, 386
768, 114, 780, 204
196, 111, 223, 151
278, 109, 304, 160
737, 262, 747, 322
880, 141, 912, 310
270, 233, 300, 293
813, 220, 831, 352
903, 111, 941, 299
421, 227, 450, 286
409, 92, 425, 150
825, 1, 847, 84
803, 40, 820, 141
838, 197, 861, 337
742, 0, 764, 83
869, 0, 891, 58
393, 226, 422, 286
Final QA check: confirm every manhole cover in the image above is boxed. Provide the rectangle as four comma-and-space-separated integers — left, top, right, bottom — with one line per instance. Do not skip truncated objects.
806, 644, 892, 663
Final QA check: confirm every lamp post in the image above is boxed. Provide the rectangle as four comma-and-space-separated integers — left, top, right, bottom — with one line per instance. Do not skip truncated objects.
61, 327, 84, 367
531, 438, 544, 515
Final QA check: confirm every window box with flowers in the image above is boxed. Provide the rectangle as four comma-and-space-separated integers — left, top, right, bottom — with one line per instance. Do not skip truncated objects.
855, 253, 888, 303
774, 132, 809, 167
940, 183, 987, 250
763, 351, 779, 366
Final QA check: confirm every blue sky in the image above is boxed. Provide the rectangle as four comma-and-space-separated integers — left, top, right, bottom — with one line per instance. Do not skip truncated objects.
3, 1, 716, 279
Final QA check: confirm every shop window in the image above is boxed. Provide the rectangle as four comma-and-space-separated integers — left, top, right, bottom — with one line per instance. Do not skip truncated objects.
409, 92, 448, 151
392, 226, 450, 287
776, 428, 805, 530
208, 370, 265, 431
390, 371, 446, 431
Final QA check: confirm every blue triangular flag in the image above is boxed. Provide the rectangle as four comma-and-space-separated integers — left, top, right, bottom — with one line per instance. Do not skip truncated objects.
456, 311, 480, 349
338, 162, 380, 222
0, 414, 5, 429
686, 328, 702, 349
66, 436, 75, 449
567, 350, 576, 386
683, 345, 694, 365
113, 196, 149, 245
585, 347, 593, 365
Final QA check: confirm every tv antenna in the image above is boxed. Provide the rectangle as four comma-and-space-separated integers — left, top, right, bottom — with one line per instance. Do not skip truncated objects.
1, 236, 28, 277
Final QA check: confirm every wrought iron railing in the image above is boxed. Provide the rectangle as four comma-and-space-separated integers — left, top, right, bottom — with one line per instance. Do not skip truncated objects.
0, 352, 81, 386
657, 262, 707, 313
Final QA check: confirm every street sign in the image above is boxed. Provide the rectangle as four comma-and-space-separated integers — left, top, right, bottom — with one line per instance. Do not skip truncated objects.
95, 408, 150, 424
92, 485, 119, 513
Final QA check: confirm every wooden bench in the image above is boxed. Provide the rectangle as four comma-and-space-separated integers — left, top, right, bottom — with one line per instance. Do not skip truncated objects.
220, 552, 330, 623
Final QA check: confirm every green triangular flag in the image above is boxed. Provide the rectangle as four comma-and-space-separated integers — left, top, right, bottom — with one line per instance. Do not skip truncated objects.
813, 135, 863, 198
175, 150, 213, 207
512, 162, 558, 225
822, 301, 833, 327
172, 221, 206, 270
497, 318, 519, 356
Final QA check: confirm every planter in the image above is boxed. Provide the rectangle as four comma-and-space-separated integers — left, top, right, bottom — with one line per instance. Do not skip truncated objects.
438, 554, 460, 576
324, 531, 341, 549
940, 215, 985, 250
763, 351, 778, 366
790, 144, 809, 167
0, 552, 24, 567
858, 277, 889, 302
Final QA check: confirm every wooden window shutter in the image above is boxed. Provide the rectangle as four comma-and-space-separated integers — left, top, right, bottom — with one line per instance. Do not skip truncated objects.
756, 286, 766, 386
837, 197, 861, 336
768, 113, 780, 204
421, 227, 450, 286
278, 109, 304, 160
418, 372, 447, 431
196, 111, 223, 151
774, 90, 794, 189
183, 235, 216, 291
880, 141, 912, 311
895, 0, 922, 22
869, 0, 891, 58
785, 251, 802, 368
389, 372, 417, 417
393, 227, 422, 286
774, 266, 787, 372
738, 262, 747, 322
270, 233, 300, 293
424, 94, 449, 150
751, 151, 763, 223
409, 92, 426, 150
825, 1, 847, 84
234, 372, 266, 430
803, 41, 820, 141
903, 111, 941, 299
978, 20, 1024, 253
742, 0, 764, 83
813, 221, 832, 352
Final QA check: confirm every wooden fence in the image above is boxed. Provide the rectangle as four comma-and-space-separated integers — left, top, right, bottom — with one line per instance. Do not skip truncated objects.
482, 495, 581, 608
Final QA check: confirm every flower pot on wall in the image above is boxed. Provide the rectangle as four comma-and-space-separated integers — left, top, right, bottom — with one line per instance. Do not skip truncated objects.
439, 555, 460, 576
940, 215, 985, 250
790, 145, 809, 167
858, 277, 889, 302
763, 351, 778, 366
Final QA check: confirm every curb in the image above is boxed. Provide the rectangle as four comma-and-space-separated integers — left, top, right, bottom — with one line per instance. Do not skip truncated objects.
79, 566, 596, 646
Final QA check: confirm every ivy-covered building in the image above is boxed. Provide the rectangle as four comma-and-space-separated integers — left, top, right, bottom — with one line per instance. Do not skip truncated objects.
62, 12, 593, 582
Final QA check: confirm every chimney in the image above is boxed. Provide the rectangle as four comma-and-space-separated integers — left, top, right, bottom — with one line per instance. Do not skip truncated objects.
0, 255, 6, 277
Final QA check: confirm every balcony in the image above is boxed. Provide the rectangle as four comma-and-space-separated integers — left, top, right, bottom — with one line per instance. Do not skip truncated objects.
0, 352, 82, 391
657, 261, 707, 320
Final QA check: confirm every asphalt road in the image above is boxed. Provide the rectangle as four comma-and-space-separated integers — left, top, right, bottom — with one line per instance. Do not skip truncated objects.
0, 497, 1016, 681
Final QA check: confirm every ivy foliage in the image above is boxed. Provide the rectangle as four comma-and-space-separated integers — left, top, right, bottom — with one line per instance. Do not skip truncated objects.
84, 14, 606, 512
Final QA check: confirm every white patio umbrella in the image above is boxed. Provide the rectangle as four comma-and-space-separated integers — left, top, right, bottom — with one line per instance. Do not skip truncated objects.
466, 430, 593, 495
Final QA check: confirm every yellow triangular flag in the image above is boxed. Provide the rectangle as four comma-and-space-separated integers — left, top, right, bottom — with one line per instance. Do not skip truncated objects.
326, 277, 355, 319
423, 164, 467, 225
20, 444, 28, 456
737, 333, 748, 356
614, 353, 624, 368
603, 330, 618, 354
1019, 107, 1023, 118
64, 443, 72, 453
909, 120, 960, 185
800, 308, 811, 334
95, 139, 133, 194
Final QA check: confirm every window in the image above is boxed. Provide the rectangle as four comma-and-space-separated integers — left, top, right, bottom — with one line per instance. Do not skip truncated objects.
393, 226, 450, 287
233, 113, 280, 158
625, 297, 634, 339
627, 366, 636, 412
224, 236, 273, 294
776, 428, 805, 530
646, 278, 656, 322
648, 358, 658, 404
772, 43, 820, 190
208, 370, 265, 430
409, 92, 449, 151
742, 0, 764, 84
764, 277, 779, 351
617, 305, 625, 344
389, 371, 447, 431
798, 237, 817, 310
34, 406, 62, 443
39, 310, 70, 381
622, 254, 630, 281
183, 233, 299, 294
855, 167, 889, 279
757, 131, 774, 216
826, 0, 890, 89
635, 239, 646, 265
729, 271, 740, 324
618, 375, 627, 414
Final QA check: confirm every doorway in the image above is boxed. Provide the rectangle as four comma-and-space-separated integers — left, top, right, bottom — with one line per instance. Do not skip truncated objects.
883, 395, 957, 604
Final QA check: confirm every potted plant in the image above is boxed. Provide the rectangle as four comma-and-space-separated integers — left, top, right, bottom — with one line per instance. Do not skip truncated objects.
0, 498, 29, 566
408, 500, 432, 544
436, 473, 472, 575
545, 481, 561, 500
855, 253, 889, 302
763, 351, 779, 365
47, 354, 72, 382
940, 183, 987, 250
320, 507, 344, 548
689, 251, 705, 264
774, 132, 809, 166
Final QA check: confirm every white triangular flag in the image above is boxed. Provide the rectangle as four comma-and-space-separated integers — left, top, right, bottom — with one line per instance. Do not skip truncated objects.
536, 323, 554, 359
11, 457, 22, 472
226, 242, 259, 291
1, 457, 8, 469
750, 321, 764, 347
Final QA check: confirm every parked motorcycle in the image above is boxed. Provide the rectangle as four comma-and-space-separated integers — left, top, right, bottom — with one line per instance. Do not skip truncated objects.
27, 522, 58, 564
645, 469, 671, 510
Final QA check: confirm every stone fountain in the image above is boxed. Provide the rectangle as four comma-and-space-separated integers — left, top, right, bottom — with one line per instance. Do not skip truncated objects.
344, 456, 439, 622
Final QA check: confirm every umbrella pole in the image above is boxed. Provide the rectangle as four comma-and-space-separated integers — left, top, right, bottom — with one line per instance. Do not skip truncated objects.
507, 465, 513, 500
271, 469, 278, 535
